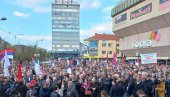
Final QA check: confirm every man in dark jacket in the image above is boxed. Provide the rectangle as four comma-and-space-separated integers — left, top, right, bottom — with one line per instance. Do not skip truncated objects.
102, 77, 112, 94
165, 76, 170, 97
39, 82, 51, 97
142, 75, 153, 97
17, 79, 28, 97
110, 80, 124, 97
67, 81, 79, 97
50, 85, 61, 97
133, 75, 143, 97
0, 77, 10, 97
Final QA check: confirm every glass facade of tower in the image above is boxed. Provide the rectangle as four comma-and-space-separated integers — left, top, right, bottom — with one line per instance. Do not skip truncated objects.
52, 0, 80, 53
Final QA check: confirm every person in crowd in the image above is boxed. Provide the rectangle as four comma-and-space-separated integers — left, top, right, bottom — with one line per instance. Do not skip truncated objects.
109, 79, 124, 97
133, 74, 143, 97
50, 85, 61, 97
1, 59, 170, 97
165, 75, 170, 97
39, 82, 51, 97
0, 76, 10, 97
156, 76, 165, 97
66, 81, 79, 97
136, 89, 148, 97
101, 90, 109, 97
16, 78, 28, 97
142, 74, 153, 97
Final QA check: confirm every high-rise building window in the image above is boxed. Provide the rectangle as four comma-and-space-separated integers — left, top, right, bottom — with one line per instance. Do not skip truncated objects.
102, 51, 106, 54
102, 43, 106, 47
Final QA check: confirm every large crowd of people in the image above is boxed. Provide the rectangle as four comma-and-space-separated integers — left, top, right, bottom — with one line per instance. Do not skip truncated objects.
0, 59, 170, 97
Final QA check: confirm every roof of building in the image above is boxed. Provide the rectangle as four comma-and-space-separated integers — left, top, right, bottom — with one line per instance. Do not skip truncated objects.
84, 33, 119, 41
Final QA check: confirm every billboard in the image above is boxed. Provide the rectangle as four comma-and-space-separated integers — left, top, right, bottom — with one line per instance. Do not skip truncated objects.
115, 13, 127, 24
160, 0, 170, 11
140, 53, 157, 64
130, 3, 152, 20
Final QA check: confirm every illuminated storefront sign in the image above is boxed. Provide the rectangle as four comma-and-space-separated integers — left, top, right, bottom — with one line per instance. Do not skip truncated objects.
130, 3, 152, 20
132, 40, 152, 48
115, 13, 127, 24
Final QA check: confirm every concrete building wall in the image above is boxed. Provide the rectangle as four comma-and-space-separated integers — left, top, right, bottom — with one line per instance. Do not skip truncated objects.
113, 0, 170, 31
120, 27, 170, 50
98, 40, 117, 58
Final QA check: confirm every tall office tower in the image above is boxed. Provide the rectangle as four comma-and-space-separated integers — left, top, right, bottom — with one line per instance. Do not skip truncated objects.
52, 0, 80, 58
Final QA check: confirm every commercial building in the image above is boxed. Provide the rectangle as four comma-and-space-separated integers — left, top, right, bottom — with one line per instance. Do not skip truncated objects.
83, 33, 119, 60
52, 0, 80, 58
112, 0, 170, 64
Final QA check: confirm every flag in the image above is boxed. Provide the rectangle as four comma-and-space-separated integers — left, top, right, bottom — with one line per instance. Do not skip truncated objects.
32, 57, 37, 66
17, 62, 22, 80
160, 0, 170, 11
3, 51, 10, 77
35, 60, 42, 76
122, 54, 125, 65
0, 49, 14, 61
113, 52, 117, 66
67, 59, 72, 74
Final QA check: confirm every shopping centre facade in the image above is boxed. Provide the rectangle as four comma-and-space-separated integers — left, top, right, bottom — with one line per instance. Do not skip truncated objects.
112, 0, 170, 64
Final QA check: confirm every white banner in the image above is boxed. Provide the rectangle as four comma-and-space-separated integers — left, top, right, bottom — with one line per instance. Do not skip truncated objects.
140, 53, 157, 64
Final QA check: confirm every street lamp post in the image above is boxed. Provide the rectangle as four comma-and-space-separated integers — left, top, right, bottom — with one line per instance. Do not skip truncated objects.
14, 34, 24, 45
0, 17, 7, 21
8, 32, 24, 45
34, 39, 43, 58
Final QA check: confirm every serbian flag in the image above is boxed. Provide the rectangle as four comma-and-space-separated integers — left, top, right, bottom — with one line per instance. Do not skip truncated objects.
0, 49, 14, 61
17, 62, 22, 80
3, 51, 11, 77
32, 57, 37, 66
113, 52, 117, 66
122, 54, 125, 65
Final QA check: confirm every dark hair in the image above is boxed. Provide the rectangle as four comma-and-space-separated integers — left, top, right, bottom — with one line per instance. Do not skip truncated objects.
53, 84, 59, 90
136, 89, 145, 95
101, 90, 108, 97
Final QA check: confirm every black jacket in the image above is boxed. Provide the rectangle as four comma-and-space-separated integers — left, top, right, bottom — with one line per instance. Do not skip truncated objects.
133, 82, 143, 97
50, 91, 61, 97
109, 83, 124, 97
0, 83, 10, 97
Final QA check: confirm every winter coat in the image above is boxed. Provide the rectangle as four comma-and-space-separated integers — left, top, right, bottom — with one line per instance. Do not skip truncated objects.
133, 82, 143, 97
0, 83, 10, 97
157, 81, 165, 97
39, 87, 51, 97
102, 78, 112, 94
50, 91, 61, 97
17, 82, 28, 97
109, 83, 124, 97
67, 85, 79, 97
142, 79, 154, 97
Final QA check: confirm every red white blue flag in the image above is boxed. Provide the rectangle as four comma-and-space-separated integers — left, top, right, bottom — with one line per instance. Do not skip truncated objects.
0, 49, 14, 61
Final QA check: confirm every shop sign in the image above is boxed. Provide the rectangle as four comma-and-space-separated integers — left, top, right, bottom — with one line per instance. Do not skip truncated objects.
140, 53, 157, 64
115, 13, 127, 24
132, 40, 152, 48
130, 3, 152, 20
159, 0, 170, 11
